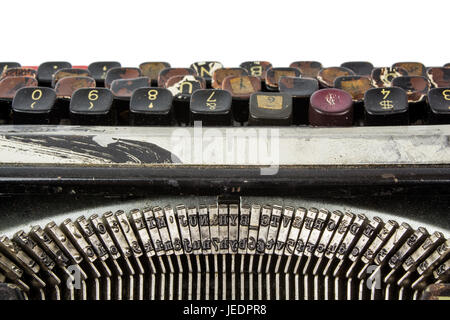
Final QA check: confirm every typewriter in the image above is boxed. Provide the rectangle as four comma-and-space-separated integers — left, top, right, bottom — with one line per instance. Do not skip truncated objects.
0, 60, 448, 301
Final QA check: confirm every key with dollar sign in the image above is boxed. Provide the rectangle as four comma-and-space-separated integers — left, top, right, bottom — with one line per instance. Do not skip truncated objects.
364, 87, 409, 126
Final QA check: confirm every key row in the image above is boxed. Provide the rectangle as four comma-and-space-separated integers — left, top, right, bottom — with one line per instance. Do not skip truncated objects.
8, 85, 450, 126
1, 61, 449, 90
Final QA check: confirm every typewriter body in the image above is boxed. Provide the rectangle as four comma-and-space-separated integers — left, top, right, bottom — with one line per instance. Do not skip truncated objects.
0, 60, 448, 301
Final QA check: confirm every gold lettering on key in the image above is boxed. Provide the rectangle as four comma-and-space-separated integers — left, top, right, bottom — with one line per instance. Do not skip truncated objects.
30, 89, 43, 109
88, 89, 99, 110
250, 66, 262, 76
256, 95, 283, 110
206, 91, 217, 110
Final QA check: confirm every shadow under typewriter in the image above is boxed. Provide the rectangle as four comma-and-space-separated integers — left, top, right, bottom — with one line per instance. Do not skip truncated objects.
0, 194, 448, 301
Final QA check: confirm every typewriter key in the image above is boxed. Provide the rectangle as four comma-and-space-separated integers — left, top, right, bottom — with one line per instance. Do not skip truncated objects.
0, 62, 21, 74
427, 87, 450, 124
334, 75, 373, 122
309, 88, 353, 126
158, 68, 196, 88
340, 61, 374, 77
248, 92, 292, 126
190, 89, 232, 126
212, 68, 248, 90
0, 76, 37, 119
37, 61, 72, 86
289, 61, 323, 78
278, 76, 318, 125
166, 75, 206, 124
190, 61, 223, 87
265, 67, 301, 91
139, 62, 170, 86
55, 76, 96, 118
12, 87, 57, 124
0, 67, 37, 80
70, 88, 115, 125
52, 68, 91, 87
364, 87, 409, 126
129, 87, 173, 126
445, 63, 450, 68
104, 67, 141, 89
110, 77, 151, 100
88, 61, 121, 86
392, 62, 426, 77
391, 76, 430, 123
426, 67, 450, 88
55, 76, 96, 99
317, 67, 355, 88
239, 61, 272, 81
371, 67, 408, 87
222, 75, 261, 123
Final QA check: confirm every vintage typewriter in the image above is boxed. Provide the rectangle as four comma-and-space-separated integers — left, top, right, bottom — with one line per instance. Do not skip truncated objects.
0, 60, 448, 301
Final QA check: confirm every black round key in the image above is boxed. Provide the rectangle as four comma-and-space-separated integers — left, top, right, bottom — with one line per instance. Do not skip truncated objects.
364, 87, 409, 126
88, 61, 121, 85
427, 87, 450, 124
12, 87, 57, 124
70, 88, 115, 125
340, 61, 374, 77
391, 76, 430, 103
130, 87, 173, 126
190, 89, 232, 126
37, 61, 72, 85
279, 76, 318, 124
249, 92, 292, 126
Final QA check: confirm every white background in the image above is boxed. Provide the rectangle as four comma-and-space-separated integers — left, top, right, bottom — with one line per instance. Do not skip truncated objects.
0, 0, 448, 68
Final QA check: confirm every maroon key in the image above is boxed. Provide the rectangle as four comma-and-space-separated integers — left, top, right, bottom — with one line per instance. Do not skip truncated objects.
309, 88, 353, 126
158, 68, 196, 88
104, 67, 141, 89
0, 67, 37, 80
426, 67, 450, 88
55, 76, 96, 99
0, 76, 38, 100
289, 61, 323, 78
317, 67, 355, 88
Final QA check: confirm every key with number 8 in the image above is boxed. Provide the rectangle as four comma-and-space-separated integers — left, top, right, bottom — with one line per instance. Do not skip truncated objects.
130, 88, 173, 125
427, 87, 450, 124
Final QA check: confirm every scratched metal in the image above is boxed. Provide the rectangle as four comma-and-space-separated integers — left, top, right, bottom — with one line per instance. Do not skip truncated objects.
0, 125, 448, 165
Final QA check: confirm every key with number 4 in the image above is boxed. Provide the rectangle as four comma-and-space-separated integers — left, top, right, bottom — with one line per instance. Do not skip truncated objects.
364, 87, 409, 126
